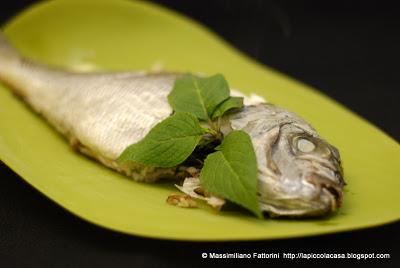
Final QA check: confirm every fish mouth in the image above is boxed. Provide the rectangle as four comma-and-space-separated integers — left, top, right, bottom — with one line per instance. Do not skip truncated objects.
306, 173, 344, 212
257, 172, 344, 218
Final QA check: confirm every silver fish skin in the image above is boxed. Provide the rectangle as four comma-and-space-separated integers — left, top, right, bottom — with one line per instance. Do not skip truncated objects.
0, 33, 345, 217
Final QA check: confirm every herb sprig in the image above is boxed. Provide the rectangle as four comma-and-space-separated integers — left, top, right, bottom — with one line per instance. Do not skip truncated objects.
118, 74, 261, 217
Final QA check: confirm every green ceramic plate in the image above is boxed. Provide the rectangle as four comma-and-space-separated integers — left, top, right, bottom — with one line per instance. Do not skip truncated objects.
0, 0, 399, 241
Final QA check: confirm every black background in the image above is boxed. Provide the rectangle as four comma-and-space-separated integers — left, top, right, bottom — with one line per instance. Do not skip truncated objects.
0, 0, 399, 267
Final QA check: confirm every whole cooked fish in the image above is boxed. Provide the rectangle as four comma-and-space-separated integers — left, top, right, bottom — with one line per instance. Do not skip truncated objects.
0, 33, 345, 217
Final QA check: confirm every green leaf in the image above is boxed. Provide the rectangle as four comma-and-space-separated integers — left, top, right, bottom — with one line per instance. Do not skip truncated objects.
117, 112, 205, 167
199, 130, 262, 218
211, 96, 244, 119
168, 74, 230, 121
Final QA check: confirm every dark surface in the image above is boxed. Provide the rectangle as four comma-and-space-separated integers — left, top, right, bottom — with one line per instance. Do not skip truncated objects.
0, 0, 399, 267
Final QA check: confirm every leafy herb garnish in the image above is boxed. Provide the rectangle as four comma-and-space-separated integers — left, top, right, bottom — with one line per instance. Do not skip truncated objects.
211, 96, 244, 119
119, 73, 263, 217
168, 74, 230, 121
200, 130, 262, 218
117, 112, 205, 167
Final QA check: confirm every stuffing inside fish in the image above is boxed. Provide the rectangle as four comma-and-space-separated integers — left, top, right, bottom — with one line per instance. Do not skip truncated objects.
0, 33, 345, 217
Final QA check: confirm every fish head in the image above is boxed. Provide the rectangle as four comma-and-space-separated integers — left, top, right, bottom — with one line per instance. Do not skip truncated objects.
258, 123, 345, 217
227, 104, 345, 217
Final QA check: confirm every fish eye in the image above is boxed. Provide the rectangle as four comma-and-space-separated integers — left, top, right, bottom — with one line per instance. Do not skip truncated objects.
296, 137, 315, 153
291, 134, 333, 158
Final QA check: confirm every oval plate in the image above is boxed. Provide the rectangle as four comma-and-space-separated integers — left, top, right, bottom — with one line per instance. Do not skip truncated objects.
0, 0, 399, 241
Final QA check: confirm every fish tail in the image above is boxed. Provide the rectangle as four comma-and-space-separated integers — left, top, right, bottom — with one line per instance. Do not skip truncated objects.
0, 32, 26, 93
0, 32, 20, 65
